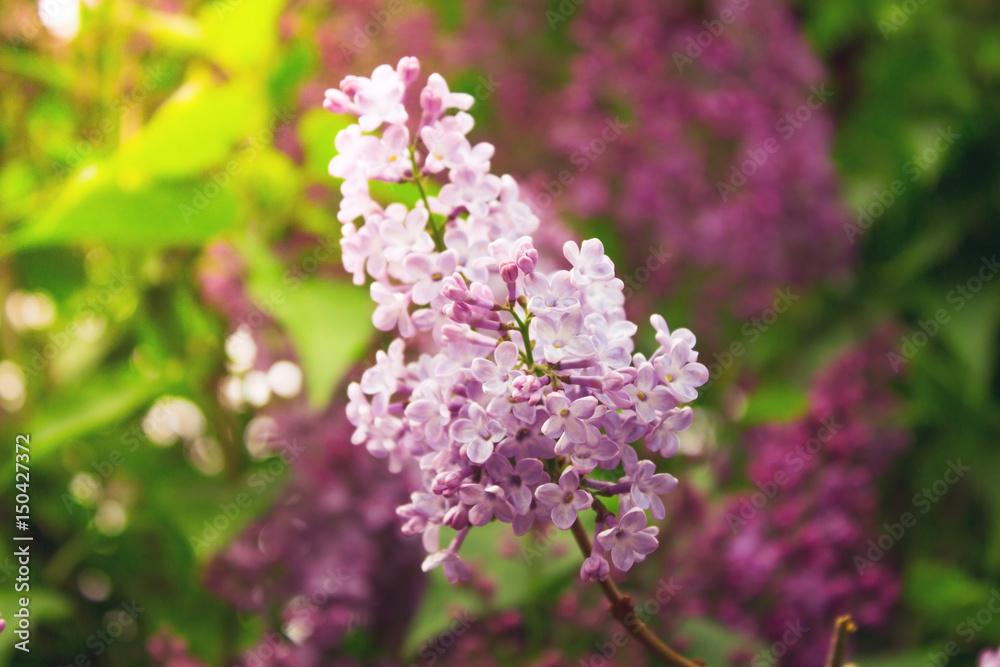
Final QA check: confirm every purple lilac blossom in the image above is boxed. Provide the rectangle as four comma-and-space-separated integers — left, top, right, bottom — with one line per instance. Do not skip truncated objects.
329, 58, 707, 582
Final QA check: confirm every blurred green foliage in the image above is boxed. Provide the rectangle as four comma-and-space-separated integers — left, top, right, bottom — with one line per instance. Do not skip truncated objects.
0, 0, 997, 665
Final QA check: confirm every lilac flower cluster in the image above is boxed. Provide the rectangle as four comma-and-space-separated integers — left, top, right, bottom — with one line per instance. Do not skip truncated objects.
327, 58, 707, 582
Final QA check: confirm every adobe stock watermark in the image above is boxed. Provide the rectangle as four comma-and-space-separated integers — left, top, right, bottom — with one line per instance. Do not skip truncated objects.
8, 0, 72, 45
843, 126, 960, 243
725, 417, 843, 533
911, 589, 1000, 667
278, 568, 366, 639
580, 578, 682, 667
229, 232, 340, 341
672, 0, 752, 72
521, 523, 564, 565
54, 65, 168, 182
55, 600, 145, 667
239, 633, 284, 667
703, 288, 800, 389
546, 0, 590, 30
214, 0, 245, 19
178, 107, 295, 223
887, 255, 998, 372
526, 116, 628, 214
716, 85, 834, 201
25, 268, 134, 378
187, 440, 306, 555
751, 620, 810, 667
61, 442, 138, 514
338, 0, 408, 62
621, 246, 674, 300
407, 610, 476, 666
854, 459, 969, 574
878, 0, 930, 39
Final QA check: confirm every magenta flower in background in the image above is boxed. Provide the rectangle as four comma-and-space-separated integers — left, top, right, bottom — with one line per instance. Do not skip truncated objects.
980, 648, 1000, 667
660, 330, 909, 666
193, 242, 425, 665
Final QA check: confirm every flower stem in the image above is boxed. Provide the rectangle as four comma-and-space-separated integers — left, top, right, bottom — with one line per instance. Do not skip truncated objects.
509, 308, 534, 366
409, 153, 446, 251
568, 519, 708, 667
823, 615, 856, 667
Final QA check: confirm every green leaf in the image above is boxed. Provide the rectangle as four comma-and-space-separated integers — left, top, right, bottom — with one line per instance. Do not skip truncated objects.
243, 237, 373, 408
298, 108, 354, 180
10, 167, 237, 249
19, 367, 165, 463
854, 650, 956, 667
879, 223, 964, 290
677, 617, 759, 667
0, 587, 72, 659
903, 558, 995, 632
272, 279, 373, 407
152, 471, 285, 561
114, 81, 264, 180
741, 383, 808, 425
939, 288, 1000, 400
403, 520, 581, 656
197, 0, 288, 72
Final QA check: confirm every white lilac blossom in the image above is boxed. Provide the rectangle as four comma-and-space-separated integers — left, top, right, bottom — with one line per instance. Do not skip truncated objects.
327, 57, 707, 583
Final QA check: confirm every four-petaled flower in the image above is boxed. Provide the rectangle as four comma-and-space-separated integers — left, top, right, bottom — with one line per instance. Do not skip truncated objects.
653, 341, 708, 402
485, 454, 548, 514
542, 393, 602, 443
627, 460, 678, 520
450, 403, 505, 463
535, 468, 593, 530
533, 311, 596, 363
597, 508, 660, 571
563, 239, 615, 287
625, 362, 679, 423
459, 483, 515, 526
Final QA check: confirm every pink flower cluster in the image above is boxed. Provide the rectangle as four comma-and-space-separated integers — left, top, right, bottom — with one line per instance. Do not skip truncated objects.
327, 57, 707, 583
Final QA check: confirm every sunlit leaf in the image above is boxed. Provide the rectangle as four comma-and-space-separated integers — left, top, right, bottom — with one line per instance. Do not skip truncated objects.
114, 81, 264, 180
243, 237, 372, 408
11, 167, 238, 248
197, 0, 288, 72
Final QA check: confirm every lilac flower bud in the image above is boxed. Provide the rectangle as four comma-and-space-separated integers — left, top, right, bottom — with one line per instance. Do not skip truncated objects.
420, 86, 443, 117
603, 371, 626, 392
441, 324, 500, 349
580, 555, 610, 582
445, 301, 474, 324
500, 261, 519, 303
338, 75, 362, 98
433, 469, 470, 497
565, 375, 604, 390
443, 503, 469, 530
515, 246, 539, 274
511, 374, 543, 403
500, 260, 519, 286
323, 88, 354, 114
396, 56, 420, 87
442, 273, 497, 310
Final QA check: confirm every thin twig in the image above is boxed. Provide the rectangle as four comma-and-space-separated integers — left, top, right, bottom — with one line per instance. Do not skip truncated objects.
569, 519, 707, 667
823, 615, 857, 667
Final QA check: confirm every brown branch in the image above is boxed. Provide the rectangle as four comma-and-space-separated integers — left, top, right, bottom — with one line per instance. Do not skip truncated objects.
823, 615, 857, 667
569, 519, 707, 667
